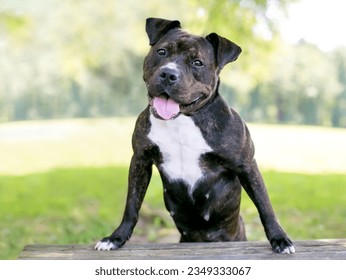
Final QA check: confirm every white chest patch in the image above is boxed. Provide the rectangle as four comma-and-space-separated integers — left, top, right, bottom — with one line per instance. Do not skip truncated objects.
148, 114, 212, 192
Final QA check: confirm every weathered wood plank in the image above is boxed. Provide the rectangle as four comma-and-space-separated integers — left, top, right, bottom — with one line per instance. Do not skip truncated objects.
18, 239, 346, 260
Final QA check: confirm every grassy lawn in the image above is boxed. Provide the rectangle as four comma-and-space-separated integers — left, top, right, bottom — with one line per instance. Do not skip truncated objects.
1, 166, 345, 259
1, 118, 346, 175
0, 167, 126, 259
0, 118, 345, 259
241, 171, 346, 241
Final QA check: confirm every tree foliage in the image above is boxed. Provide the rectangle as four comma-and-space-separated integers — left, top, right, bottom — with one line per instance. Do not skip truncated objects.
242, 42, 343, 125
0, 0, 345, 127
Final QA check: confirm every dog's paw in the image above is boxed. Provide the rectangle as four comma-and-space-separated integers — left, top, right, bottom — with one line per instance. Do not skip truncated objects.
94, 237, 119, 251
270, 237, 295, 254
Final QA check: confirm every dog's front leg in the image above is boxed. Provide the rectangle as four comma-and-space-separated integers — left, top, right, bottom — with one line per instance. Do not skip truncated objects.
95, 154, 152, 250
239, 159, 295, 254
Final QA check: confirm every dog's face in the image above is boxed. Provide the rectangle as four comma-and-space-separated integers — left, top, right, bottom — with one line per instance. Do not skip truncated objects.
144, 30, 217, 120
143, 18, 242, 120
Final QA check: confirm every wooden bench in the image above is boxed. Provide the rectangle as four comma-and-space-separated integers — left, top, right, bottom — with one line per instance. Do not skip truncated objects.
18, 239, 346, 259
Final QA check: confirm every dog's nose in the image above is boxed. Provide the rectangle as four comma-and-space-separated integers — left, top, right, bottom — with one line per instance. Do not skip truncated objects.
159, 67, 179, 85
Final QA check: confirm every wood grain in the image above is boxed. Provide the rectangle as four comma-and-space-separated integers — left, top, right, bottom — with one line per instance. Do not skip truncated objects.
18, 239, 346, 260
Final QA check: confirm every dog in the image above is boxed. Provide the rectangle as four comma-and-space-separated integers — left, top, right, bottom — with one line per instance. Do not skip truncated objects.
95, 17, 295, 254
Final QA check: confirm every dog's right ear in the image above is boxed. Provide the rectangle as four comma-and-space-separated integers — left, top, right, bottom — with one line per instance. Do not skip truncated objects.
146, 17, 181, 46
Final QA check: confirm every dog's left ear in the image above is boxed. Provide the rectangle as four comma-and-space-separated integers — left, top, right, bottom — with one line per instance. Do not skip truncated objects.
206, 33, 242, 69
146, 17, 181, 46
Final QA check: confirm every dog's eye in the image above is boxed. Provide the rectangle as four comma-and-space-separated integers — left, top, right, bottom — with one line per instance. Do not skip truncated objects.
157, 49, 167, 56
192, 60, 204, 67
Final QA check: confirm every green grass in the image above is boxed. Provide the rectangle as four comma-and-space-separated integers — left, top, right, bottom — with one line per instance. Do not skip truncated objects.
1, 166, 345, 259
0, 167, 127, 259
241, 171, 346, 241
1, 118, 346, 175
1, 118, 345, 259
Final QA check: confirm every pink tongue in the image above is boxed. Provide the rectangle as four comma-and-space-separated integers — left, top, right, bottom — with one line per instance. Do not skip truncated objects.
153, 97, 180, 120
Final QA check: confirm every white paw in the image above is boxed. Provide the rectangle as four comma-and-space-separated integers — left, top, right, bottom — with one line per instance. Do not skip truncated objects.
281, 245, 296, 254
94, 240, 117, 251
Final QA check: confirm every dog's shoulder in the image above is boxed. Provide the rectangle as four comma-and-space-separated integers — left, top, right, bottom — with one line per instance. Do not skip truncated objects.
132, 106, 153, 152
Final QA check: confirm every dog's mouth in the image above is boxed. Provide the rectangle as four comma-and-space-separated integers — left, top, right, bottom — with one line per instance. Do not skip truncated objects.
148, 93, 203, 120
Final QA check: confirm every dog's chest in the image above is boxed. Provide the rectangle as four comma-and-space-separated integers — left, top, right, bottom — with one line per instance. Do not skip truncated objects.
148, 114, 212, 190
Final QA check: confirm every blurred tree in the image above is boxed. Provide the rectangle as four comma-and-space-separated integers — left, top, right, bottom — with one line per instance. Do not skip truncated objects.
331, 47, 346, 127
0, 0, 344, 127
187, 0, 297, 82
0, 12, 32, 42
0, 11, 32, 121
248, 41, 342, 125
184, 0, 300, 120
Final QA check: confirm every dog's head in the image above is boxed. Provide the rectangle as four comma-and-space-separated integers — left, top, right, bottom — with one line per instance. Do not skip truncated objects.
143, 17, 242, 120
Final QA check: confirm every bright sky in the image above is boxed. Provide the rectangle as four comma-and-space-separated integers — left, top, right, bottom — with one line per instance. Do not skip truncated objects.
278, 0, 346, 51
